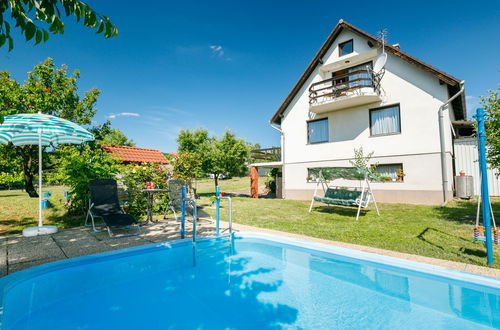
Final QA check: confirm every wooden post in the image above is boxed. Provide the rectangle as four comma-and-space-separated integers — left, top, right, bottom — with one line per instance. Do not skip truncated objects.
250, 166, 259, 198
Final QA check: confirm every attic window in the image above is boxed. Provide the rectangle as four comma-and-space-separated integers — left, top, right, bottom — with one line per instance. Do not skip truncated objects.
339, 40, 353, 57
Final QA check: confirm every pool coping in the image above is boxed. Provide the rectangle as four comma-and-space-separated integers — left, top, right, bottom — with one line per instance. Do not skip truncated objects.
228, 222, 500, 279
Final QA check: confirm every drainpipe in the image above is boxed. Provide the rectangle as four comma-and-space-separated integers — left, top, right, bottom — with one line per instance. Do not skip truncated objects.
270, 123, 284, 199
439, 80, 465, 205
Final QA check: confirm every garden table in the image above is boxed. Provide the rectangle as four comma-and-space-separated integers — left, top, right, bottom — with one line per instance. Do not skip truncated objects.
132, 189, 170, 223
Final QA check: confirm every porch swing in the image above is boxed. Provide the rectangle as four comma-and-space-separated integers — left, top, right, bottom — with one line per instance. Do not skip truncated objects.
308, 167, 380, 220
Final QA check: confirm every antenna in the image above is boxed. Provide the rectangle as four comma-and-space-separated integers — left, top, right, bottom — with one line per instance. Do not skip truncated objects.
376, 28, 389, 54
373, 28, 389, 75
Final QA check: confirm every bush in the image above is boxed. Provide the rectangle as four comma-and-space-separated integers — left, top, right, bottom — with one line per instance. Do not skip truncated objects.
0, 171, 24, 189
120, 163, 172, 217
59, 145, 119, 215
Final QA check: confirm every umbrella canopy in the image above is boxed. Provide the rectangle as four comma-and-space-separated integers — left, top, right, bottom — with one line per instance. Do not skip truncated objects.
0, 113, 94, 237
0, 113, 94, 146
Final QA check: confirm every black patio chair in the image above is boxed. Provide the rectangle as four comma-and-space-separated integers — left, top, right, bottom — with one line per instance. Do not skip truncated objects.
85, 179, 141, 238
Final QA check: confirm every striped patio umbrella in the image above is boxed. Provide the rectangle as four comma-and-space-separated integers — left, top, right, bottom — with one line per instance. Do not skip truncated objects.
0, 113, 94, 237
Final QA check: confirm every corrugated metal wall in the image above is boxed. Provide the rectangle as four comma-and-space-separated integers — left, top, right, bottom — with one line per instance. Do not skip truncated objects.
454, 138, 500, 196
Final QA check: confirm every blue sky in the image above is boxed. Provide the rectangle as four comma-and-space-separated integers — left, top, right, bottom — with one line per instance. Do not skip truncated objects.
1, 0, 499, 152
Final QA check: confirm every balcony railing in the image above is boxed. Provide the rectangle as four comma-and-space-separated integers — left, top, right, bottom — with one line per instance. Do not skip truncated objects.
250, 147, 281, 162
309, 69, 381, 106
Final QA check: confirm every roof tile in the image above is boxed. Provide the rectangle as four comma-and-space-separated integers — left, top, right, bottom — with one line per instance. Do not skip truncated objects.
102, 145, 169, 164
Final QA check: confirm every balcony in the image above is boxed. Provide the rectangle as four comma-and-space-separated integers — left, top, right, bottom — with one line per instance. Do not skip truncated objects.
250, 147, 281, 163
309, 69, 382, 113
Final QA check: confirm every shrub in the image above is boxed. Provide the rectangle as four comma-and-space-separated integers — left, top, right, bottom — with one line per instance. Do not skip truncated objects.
59, 145, 119, 215
120, 163, 172, 217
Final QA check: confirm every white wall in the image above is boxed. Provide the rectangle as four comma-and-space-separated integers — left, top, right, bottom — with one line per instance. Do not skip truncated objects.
279, 29, 455, 202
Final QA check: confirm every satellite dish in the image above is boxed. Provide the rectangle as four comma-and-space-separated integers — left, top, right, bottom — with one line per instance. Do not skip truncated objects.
373, 53, 387, 74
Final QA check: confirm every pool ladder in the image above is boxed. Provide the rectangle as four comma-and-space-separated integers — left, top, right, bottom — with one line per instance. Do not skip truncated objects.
186, 195, 233, 243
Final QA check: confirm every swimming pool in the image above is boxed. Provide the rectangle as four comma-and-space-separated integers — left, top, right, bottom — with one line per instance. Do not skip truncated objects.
0, 232, 498, 329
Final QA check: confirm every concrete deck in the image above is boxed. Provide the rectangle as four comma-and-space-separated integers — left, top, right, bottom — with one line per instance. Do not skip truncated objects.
1, 219, 499, 279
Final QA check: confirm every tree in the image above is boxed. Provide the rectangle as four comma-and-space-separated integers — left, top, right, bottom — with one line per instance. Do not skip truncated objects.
175, 129, 251, 189
483, 85, 500, 171
0, 0, 117, 51
91, 121, 135, 146
201, 130, 249, 189
172, 151, 203, 181
177, 128, 209, 153
0, 58, 100, 197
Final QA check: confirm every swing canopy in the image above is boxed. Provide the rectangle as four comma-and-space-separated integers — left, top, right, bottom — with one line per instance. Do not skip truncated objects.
308, 167, 381, 182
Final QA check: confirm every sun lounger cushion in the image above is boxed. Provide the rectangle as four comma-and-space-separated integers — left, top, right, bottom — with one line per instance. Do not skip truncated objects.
314, 188, 370, 206
101, 214, 137, 227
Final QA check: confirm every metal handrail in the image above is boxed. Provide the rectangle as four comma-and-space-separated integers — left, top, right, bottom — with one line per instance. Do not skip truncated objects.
309, 69, 380, 104
220, 196, 233, 235
185, 197, 197, 242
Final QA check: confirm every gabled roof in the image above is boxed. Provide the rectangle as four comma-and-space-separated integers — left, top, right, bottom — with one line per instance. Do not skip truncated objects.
102, 145, 169, 164
270, 20, 465, 124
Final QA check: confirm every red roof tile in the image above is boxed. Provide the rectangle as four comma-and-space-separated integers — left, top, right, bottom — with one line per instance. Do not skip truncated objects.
102, 145, 169, 164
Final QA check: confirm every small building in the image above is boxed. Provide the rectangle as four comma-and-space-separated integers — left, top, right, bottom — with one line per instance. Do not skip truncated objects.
102, 145, 169, 164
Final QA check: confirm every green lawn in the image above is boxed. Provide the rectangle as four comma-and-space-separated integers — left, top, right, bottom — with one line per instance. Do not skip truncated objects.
1, 179, 499, 269
194, 177, 251, 195
0, 185, 81, 234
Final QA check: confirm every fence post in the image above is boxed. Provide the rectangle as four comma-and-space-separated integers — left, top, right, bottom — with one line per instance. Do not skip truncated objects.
476, 107, 494, 265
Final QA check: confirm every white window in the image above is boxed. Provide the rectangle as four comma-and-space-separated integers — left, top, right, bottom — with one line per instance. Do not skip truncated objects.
308, 118, 329, 144
375, 164, 403, 181
370, 105, 401, 136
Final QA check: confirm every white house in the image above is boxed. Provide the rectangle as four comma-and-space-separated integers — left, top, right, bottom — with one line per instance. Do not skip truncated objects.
254, 20, 470, 205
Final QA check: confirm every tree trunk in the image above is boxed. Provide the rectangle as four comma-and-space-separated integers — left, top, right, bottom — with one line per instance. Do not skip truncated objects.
20, 146, 38, 198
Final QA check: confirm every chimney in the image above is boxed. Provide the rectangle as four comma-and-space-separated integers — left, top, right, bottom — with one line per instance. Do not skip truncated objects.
392, 43, 400, 49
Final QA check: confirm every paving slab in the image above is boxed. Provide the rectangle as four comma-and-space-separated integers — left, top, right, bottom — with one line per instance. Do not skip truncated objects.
7, 235, 65, 265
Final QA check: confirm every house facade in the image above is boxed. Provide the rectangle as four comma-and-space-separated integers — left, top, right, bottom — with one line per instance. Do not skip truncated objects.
264, 20, 467, 205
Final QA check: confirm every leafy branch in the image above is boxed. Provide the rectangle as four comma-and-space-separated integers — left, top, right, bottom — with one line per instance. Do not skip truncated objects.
0, 0, 118, 51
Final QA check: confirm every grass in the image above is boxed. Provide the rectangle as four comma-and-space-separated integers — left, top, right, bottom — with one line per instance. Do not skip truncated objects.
1, 178, 499, 269
194, 177, 251, 195
0, 185, 82, 235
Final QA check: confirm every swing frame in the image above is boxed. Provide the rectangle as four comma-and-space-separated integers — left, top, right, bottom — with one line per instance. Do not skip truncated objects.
308, 170, 380, 220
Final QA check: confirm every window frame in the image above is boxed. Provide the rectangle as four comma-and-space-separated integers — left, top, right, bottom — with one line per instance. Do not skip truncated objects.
307, 118, 329, 144
369, 104, 402, 137
338, 39, 354, 57
375, 163, 404, 182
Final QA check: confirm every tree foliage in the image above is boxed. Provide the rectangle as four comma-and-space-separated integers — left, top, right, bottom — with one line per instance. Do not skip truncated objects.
172, 151, 202, 181
120, 163, 171, 217
0, 58, 100, 197
58, 144, 119, 214
483, 85, 500, 171
0, 0, 117, 51
177, 128, 209, 153
175, 129, 250, 188
91, 121, 135, 146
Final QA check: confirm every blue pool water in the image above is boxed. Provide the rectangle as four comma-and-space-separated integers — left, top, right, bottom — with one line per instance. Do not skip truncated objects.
0, 233, 499, 329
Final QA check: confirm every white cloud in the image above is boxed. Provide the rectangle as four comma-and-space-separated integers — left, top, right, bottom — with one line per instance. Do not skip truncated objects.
107, 112, 140, 120
209, 45, 232, 61
210, 45, 224, 56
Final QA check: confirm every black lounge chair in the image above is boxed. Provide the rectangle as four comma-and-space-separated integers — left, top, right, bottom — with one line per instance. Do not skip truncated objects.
85, 179, 141, 238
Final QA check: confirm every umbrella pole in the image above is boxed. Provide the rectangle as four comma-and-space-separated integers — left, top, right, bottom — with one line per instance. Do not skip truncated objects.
38, 129, 43, 227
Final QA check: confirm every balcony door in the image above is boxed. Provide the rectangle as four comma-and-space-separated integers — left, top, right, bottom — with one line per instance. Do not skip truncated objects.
331, 62, 373, 91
